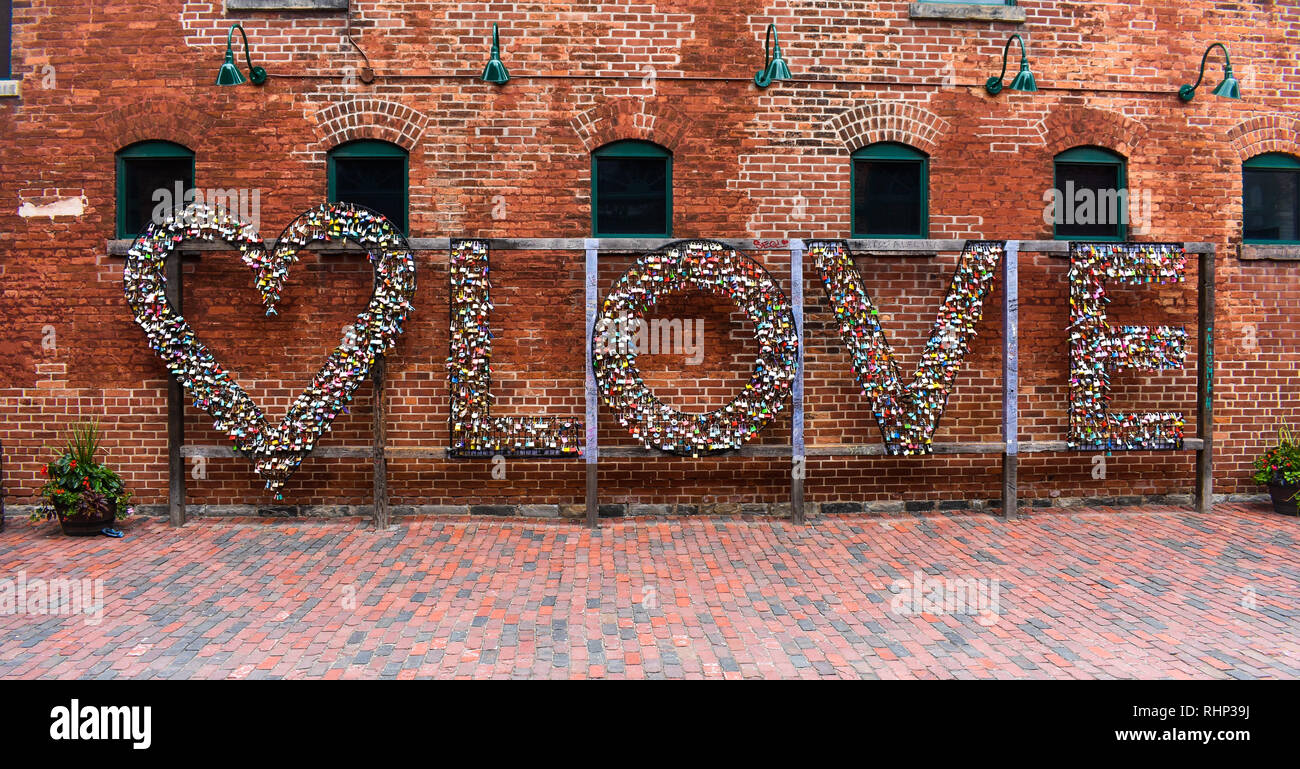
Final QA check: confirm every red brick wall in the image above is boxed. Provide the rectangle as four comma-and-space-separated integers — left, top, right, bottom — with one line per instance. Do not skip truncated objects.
1, 0, 1297, 514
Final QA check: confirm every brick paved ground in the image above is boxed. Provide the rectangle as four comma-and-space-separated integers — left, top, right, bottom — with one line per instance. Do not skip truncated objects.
0, 504, 1296, 679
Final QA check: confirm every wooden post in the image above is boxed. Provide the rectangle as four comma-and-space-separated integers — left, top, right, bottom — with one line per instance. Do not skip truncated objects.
1, 441, 7, 532
1195, 246, 1216, 514
790, 240, 806, 525
166, 251, 186, 527
1001, 241, 1020, 521
584, 239, 599, 528
372, 354, 389, 529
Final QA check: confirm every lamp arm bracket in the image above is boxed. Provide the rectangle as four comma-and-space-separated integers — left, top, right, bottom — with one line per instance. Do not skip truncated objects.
986, 34, 1024, 95
1181, 42, 1231, 101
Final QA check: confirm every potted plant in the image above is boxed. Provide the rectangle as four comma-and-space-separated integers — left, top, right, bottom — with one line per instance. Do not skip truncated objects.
31, 421, 133, 536
1252, 425, 1300, 516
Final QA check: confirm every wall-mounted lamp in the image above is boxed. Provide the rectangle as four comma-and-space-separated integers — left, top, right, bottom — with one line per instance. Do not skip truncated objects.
985, 34, 1037, 96
1179, 43, 1241, 101
215, 24, 267, 86
481, 24, 510, 85
753, 23, 792, 89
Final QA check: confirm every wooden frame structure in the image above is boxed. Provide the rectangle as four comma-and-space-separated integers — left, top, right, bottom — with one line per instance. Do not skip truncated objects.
108, 237, 1216, 528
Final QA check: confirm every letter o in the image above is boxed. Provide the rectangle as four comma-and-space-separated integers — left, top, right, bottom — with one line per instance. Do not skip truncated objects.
591, 240, 799, 455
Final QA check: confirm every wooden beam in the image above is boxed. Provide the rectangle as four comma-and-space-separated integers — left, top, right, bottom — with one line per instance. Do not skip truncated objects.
1033, 241, 1216, 257
110, 237, 1217, 257
841, 238, 967, 255
600, 444, 793, 458
1002, 241, 1020, 521
1022, 439, 1203, 453
372, 355, 390, 529
166, 251, 186, 527
1196, 247, 1216, 513
800, 439, 1203, 457
178, 438, 1203, 460
790, 240, 806, 525
181, 445, 372, 458
584, 239, 600, 528
800, 441, 1003, 454
1, 443, 7, 533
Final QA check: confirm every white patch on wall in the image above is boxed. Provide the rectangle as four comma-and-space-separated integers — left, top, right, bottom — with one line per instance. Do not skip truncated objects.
180, 2, 692, 73
17, 195, 87, 219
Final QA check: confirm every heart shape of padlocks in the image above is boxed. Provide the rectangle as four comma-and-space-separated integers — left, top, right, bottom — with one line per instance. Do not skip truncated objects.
122, 202, 417, 495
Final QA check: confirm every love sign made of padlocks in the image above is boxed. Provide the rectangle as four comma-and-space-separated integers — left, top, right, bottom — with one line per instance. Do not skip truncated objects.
123, 205, 1189, 495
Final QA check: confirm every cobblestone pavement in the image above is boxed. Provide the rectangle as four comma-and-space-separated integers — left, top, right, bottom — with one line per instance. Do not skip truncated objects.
1, 504, 1296, 679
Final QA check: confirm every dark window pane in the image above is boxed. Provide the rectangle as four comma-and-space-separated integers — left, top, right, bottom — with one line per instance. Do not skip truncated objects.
596, 156, 668, 235
122, 157, 193, 237
853, 160, 923, 236
1244, 169, 1300, 242
2, 0, 11, 79
332, 156, 407, 233
1055, 162, 1123, 238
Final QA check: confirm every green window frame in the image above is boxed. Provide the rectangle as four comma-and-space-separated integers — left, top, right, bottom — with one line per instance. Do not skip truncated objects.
851, 142, 929, 239
1243, 152, 1300, 245
327, 139, 410, 235
115, 140, 195, 239
1053, 146, 1128, 241
591, 140, 672, 238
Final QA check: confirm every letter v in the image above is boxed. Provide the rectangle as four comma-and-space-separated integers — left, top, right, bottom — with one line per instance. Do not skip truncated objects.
809, 240, 1005, 455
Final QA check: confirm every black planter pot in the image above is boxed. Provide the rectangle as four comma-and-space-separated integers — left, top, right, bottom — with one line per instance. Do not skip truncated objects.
55, 502, 117, 536
1266, 483, 1300, 516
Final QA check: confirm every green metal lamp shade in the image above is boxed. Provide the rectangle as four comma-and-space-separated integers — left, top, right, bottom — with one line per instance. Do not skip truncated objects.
216, 51, 246, 86
1008, 62, 1038, 93
216, 24, 267, 87
482, 24, 510, 85
482, 58, 509, 85
764, 53, 792, 84
1212, 70, 1242, 100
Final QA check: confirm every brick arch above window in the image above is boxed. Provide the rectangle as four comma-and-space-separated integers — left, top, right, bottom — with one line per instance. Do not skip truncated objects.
570, 98, 691, 153
1040, 106, 1146, 159
825, 102, 950, 155
312, 98, 429, 154
95, 102, 215, 159
1228, 115, 1300, 163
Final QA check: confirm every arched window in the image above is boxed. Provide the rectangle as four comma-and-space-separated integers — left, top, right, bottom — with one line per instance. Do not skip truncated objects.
327, 140, 409, 234
115, 140, 195, 238
592, 140, 672, 238
1244, 153, 1300, 244
851, 142, 929, 238
1053, 146, 1127, 241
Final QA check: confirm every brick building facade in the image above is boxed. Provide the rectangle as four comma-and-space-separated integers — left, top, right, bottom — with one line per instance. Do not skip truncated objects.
1, 0, 1297, 517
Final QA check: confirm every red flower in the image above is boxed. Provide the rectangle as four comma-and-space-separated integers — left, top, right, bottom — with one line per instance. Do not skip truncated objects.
40, 465, 48, 475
